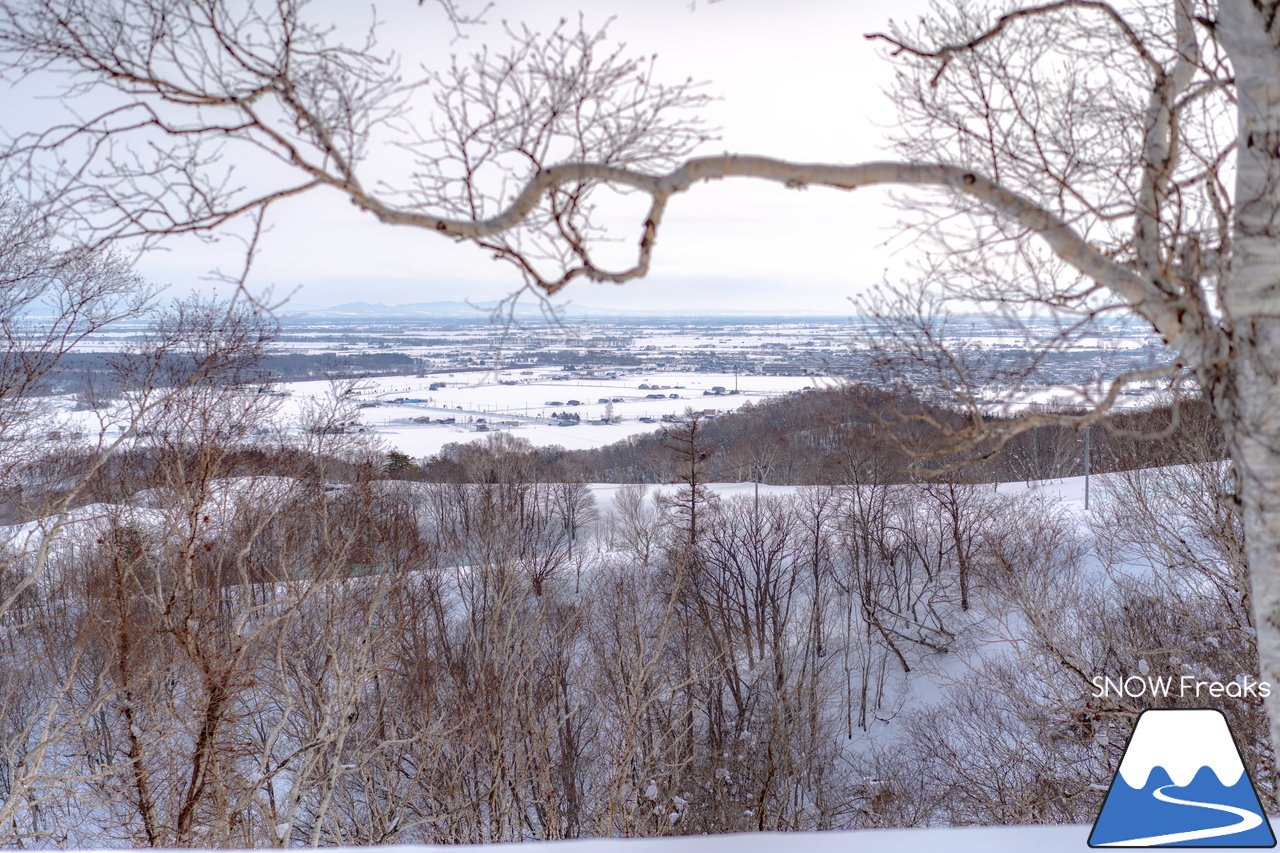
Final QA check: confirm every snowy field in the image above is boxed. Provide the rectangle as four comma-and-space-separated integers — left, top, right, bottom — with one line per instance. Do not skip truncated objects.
590, 468, 1100, 516
51, 369, 823, 458
39, 310, 1174, 461
48, 364, 1172, 461
309, 371, 818, 456
208, 824, 1096, 852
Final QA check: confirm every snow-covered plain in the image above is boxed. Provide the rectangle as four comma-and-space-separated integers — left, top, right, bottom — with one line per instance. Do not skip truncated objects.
42, 310, 1173, 461
295, 370, 819, 456
51, 369, 822, 458
52, 364, 1170, 461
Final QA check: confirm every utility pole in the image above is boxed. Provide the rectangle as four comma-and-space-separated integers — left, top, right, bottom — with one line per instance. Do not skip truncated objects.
1084, 424, 1092, 510
568, 495, 579, 593
752, 460, 768, 515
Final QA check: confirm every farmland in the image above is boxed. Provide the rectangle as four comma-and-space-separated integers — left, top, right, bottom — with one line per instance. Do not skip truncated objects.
45, 307, 1169, 458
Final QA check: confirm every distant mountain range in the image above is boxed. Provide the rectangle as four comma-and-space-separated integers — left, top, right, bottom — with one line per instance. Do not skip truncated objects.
290, 300, 849, 319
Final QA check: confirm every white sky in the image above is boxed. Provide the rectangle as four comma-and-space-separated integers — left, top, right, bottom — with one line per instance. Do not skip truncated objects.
13, 0, 940, 314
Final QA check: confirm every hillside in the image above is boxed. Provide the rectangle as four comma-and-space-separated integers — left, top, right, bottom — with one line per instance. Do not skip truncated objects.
417, 383, 1224, 486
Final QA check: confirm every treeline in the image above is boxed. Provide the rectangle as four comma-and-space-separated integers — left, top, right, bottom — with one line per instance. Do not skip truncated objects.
418, 383, 1223, 485
26, 350, 425, 401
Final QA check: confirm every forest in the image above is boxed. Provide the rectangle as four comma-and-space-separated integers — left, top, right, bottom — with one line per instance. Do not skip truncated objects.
418, 384, 1224, 487
0, 362, 1261, 846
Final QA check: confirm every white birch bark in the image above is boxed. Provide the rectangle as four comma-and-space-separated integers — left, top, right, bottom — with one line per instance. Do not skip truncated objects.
1217, 0, 1280, 760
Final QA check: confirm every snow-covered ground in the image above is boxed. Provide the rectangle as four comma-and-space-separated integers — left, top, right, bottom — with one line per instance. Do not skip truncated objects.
591, 472, 1099, 517
49, 364, 1175, 461
50, 369, 823, 458
308, 823, 1095, 852
6, 468, 1243, 850
301, 370, 819, 457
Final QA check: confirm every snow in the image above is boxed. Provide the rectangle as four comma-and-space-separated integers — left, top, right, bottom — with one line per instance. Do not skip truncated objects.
33, 368, 820, 459
991, 381, 1170, 412
319, 370, 816, 457
63, 825, 1100, 851
587, 482, 799, 516
262, 824, 1097, 852
6, 470, 1232, 852
373, 417, 655, 456
65, 370, 814, 459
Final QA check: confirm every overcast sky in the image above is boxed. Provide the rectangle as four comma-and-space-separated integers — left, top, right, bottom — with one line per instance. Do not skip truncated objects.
16, 0, 941, 315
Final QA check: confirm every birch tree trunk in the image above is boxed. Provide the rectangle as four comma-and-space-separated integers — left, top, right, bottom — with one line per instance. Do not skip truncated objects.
1216, 0, 1280, 758
1225, 347, 1280, 757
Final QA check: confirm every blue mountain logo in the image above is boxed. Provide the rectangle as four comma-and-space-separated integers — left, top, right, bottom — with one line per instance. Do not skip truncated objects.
1089, 708, 1275, 847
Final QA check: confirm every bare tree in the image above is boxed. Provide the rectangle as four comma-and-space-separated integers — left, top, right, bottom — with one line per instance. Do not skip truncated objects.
875, 460, 1275, 828
608, 484, 664, 568
0, 195, 187, 846
7, 0, 1280, 754
0, 193, 149, 523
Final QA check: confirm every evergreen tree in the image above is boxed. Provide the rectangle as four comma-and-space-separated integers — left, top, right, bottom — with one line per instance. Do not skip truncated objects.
660, 409, 717, 553
384, 450, 415, 473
